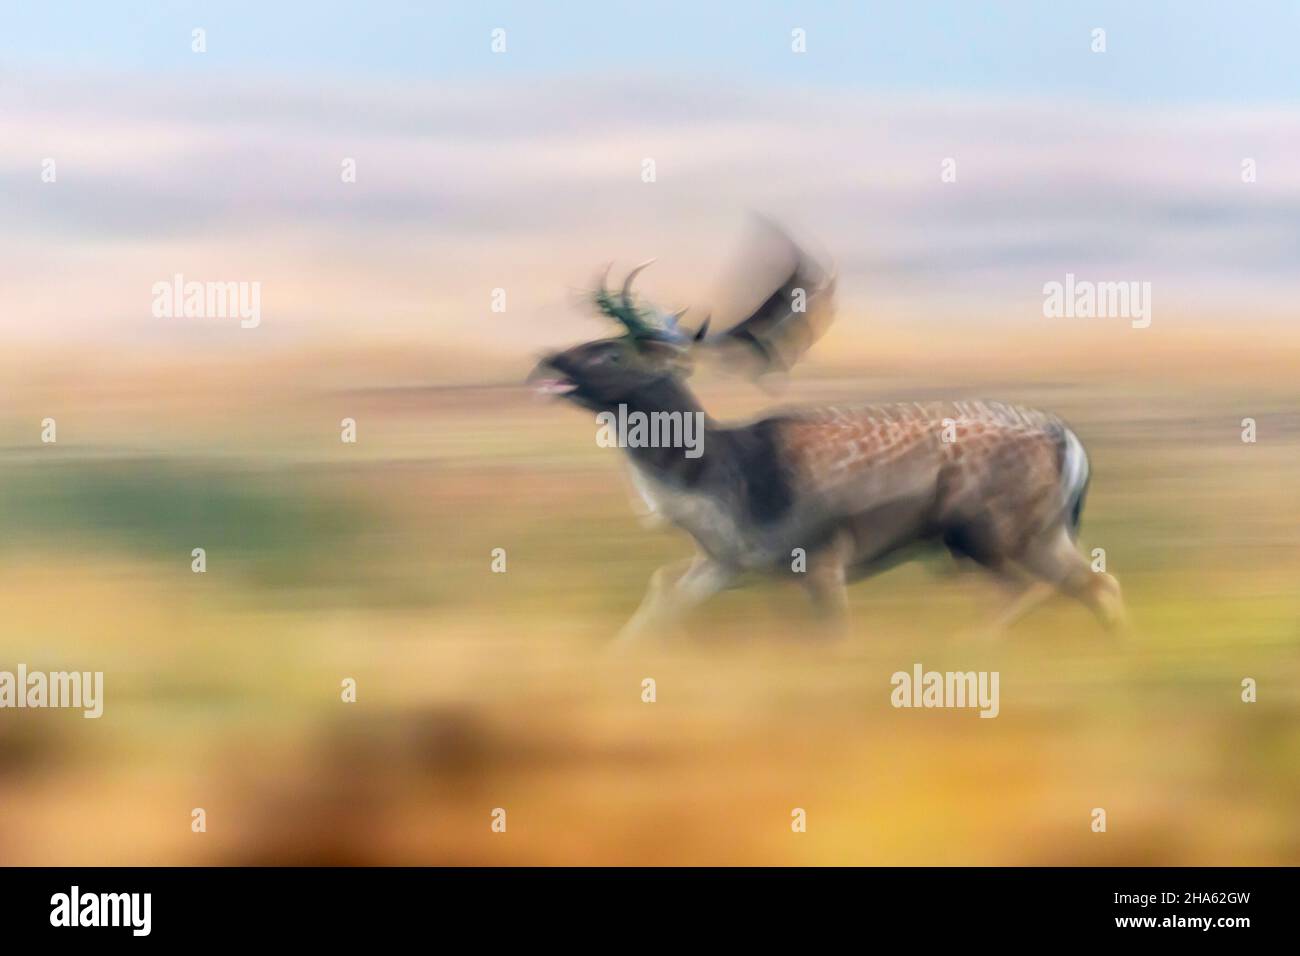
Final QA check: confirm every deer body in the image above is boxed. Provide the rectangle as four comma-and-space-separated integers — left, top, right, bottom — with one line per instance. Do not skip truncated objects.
606, 378, 1123, 643
532, 229, 1125, 643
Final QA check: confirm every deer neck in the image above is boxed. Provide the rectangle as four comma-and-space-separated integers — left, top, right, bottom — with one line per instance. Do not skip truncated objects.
613, 377, 713, 483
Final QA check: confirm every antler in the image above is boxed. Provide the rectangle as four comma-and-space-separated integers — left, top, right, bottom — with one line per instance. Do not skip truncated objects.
620, 259, 656, 305
694, 224, 837, 378
585, 223, 833, 373
593, 260, 681, 342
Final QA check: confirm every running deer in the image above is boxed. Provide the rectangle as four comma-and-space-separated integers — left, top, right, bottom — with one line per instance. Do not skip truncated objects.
530, 230, 1126, 644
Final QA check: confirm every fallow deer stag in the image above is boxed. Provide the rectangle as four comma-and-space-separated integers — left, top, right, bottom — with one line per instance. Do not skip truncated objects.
531, 229, 1126, 645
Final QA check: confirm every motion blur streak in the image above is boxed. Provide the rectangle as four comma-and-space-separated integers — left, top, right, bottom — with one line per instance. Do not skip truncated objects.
0, 331, 1296, 864
1, 1, 1298, 866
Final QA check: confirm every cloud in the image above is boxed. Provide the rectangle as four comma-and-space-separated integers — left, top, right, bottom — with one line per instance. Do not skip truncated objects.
4, 70, 1298, 350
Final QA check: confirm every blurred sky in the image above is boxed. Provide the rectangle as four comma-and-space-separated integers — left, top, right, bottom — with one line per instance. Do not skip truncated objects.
3, 1, 1298, 354
6, 1, 1300, 101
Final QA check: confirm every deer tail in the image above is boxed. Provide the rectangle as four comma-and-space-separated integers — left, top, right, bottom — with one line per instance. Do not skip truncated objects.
1057, 424, 1091, 540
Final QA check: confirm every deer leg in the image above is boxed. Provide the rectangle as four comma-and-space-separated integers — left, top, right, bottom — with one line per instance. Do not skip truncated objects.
1020, 526, 1128, 633
950, 564, 1051, 640
1072, 569, 1128, 633
985, 579, 1056, 633
800, 535, 853, 638
614, 555, 735, 646
801, 567, 850, 640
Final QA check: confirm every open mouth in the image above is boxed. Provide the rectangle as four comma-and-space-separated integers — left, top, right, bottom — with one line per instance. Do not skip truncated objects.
535, 377, 579, 396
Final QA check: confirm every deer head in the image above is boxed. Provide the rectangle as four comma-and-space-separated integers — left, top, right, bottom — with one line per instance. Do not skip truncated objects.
530, 260, 702, 412
531, 226, 835, 412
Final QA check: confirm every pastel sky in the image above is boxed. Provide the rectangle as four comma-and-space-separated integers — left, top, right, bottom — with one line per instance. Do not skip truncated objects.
6, 1, 1299, 101
4, 2, 1298, 355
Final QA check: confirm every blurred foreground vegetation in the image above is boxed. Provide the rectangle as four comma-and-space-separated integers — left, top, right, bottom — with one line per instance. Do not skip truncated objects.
0, 357, 1297, 864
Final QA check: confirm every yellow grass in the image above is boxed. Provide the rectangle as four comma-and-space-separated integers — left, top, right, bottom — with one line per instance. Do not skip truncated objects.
0, 328, 1297, 864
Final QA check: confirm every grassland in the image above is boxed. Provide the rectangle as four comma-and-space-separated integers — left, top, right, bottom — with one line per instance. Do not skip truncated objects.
0, 337, 1296, 865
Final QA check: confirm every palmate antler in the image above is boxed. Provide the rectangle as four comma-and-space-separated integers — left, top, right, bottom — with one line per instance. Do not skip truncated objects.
591, 224, 836, 377
705, 247, 836, 377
